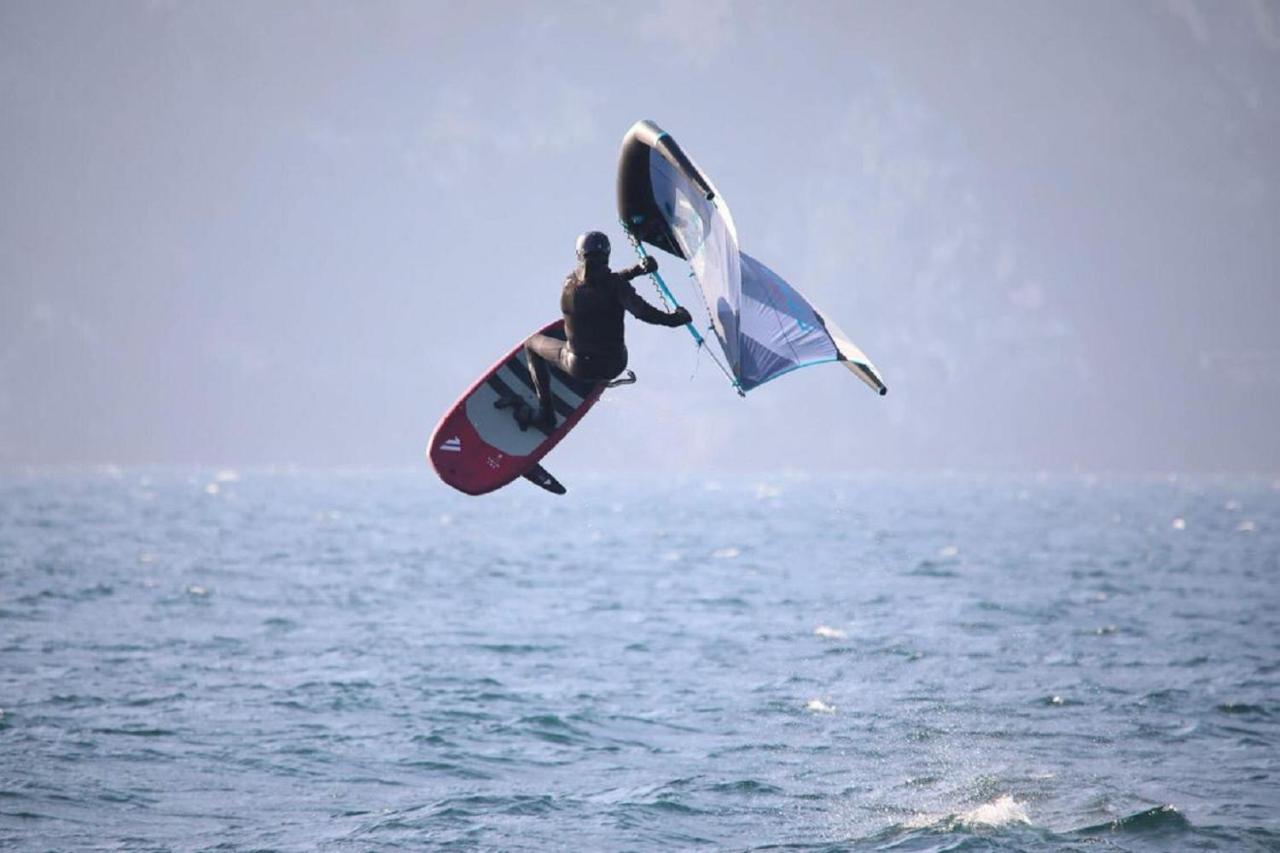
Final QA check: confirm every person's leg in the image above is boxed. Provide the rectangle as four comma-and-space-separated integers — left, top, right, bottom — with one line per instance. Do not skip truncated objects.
523, 334, 565, 429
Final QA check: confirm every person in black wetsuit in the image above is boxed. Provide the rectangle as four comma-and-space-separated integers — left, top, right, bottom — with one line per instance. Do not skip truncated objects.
520, 230, 691, 430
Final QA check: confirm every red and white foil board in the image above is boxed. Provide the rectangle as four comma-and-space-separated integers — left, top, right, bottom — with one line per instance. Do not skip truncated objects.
427, 320, 604, 495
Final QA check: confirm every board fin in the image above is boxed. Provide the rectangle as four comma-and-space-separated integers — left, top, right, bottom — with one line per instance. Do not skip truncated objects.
522, 462, 566, 495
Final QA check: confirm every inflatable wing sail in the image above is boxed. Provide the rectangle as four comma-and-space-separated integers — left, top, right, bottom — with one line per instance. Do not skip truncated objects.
617, 120, 887, 396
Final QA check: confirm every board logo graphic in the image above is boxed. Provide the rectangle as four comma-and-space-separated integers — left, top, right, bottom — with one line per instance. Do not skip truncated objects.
438, 436, 462, 453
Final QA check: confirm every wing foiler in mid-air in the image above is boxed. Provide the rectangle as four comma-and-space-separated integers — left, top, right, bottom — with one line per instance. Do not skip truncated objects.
616, 119, 887, 397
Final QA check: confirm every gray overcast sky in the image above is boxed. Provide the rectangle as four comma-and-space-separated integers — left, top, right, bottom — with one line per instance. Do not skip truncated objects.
2, 1, 1278, 474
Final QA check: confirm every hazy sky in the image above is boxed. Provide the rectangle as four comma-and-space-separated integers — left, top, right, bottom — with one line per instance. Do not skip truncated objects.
2, 1, 1278, 474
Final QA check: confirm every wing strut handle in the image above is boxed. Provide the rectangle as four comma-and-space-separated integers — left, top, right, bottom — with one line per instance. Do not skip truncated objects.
622, 225, 745, 397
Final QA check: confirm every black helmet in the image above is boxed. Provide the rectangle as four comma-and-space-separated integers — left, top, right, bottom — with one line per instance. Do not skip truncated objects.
575, 231, 610, 261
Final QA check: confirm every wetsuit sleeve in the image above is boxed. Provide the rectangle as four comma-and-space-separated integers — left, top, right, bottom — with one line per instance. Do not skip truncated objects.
617, 262, 649, 281
616, 278, 685, 326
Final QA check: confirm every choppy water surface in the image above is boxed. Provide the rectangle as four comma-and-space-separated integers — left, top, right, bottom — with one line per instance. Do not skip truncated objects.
1, 469, 1277, 850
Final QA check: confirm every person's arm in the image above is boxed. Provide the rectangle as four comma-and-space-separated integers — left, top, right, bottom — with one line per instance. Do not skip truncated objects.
617, 255, 658, 281
617, 278, 691, 327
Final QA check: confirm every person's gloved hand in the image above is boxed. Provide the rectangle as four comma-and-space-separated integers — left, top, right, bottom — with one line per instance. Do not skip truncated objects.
670, 306, 692, 326
641, 255, 658, 274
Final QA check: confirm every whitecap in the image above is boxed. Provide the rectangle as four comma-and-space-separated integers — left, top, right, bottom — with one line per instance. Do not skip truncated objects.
938, 544, 960, 558
958, 794, 1030, 828
712, 547, 741, 559
805, 698, 835, 714
214, 469, 240, 483
204, 483, 220, 495
814, 625, 847, 639
1171, 517, 1186, 530
1237, 520, 1256, 533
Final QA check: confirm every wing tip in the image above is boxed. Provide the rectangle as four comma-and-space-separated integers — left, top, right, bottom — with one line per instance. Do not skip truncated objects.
844, 359, 888, 396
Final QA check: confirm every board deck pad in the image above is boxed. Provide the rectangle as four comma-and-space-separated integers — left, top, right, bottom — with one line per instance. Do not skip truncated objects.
428, 321, 605, 495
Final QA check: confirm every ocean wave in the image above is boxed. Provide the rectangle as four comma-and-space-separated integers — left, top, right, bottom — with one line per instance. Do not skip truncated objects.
957, 794, 1032, 828
1073, 804, 1192, 837
5, 470, 1278, 850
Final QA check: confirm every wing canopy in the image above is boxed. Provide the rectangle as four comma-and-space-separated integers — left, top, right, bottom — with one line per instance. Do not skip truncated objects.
617, 120, 886, 395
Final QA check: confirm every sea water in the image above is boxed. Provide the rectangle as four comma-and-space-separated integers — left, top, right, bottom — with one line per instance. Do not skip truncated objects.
1, 469, 1277, 851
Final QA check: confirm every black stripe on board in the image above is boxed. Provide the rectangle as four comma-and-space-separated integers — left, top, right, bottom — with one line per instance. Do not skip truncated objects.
499, 359, 577, 418
486, 373, 566, 434
548, 362, 596, 399
509, 337, 598, 399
